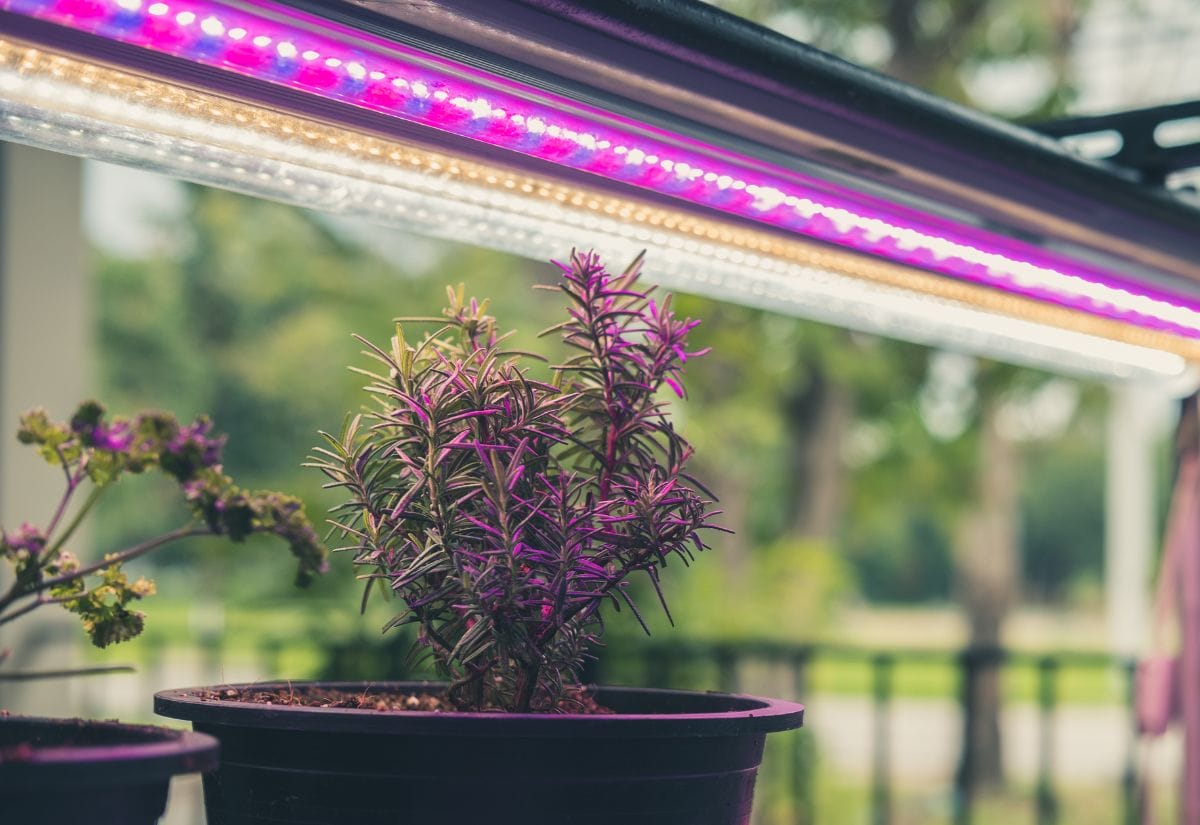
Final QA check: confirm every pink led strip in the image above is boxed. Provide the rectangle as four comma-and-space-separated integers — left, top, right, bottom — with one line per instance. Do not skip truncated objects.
6, 0, 1200, 339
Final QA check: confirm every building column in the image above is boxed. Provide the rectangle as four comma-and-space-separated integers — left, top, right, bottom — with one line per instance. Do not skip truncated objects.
1105, 383, 1166, 658
0, 142, 90, 713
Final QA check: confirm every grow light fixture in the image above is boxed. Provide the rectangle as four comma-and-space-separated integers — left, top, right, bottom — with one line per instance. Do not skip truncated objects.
1, 0, 1198, 379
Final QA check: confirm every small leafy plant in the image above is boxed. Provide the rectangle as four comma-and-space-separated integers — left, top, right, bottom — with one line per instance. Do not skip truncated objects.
312, 250, 718, 712
0, 401, 327, 662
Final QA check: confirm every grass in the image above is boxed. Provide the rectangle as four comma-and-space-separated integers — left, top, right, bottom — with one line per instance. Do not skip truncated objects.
745, 730, 1137, 825
67, 601, 1136, 825
63, 600, 1138, 825
78, 598, 357, 678
77, 601, 1129, 705
796, 780, 1134, 825
809, 656, 1127, 705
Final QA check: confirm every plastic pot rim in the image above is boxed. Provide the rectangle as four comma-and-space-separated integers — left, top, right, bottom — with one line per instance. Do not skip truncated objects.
155, 680, 805, 739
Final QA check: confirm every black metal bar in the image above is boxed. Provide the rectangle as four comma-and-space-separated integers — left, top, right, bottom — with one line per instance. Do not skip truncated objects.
645, 644, 672, 688
507, 637, 1144, 822
954, 648, 978, 825
145, 632, 166, 686
1035, 657, 1060, 825
715, 645, 738, 694
1034, 101, 1200, 182
792, 648, 814, 825
201, 633, 223, 682
259, 638, 284, 680
872, 653, 894, 825
1121, 658, 1140, 825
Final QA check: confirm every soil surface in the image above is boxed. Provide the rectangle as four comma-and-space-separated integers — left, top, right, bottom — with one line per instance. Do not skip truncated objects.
194, 684, 613, 714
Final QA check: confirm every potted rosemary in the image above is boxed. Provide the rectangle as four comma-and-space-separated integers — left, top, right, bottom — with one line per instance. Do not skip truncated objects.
0, 402, 327, 825
155, 251, 804, 825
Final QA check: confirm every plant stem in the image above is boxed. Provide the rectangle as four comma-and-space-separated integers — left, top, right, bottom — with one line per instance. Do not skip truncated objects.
448, 666, 486, 709
513, 660, 541, 712
44, 525, 209, 590
39, 585, 104, 607
0, 524, 207, 615
421, 620, 455, 659
43, 452, 84, 542
0, 446, 86, 611
0, 598, 44, 627
44, 485, 106, 558
534, 556, 646, 647
0, 664, 135, 681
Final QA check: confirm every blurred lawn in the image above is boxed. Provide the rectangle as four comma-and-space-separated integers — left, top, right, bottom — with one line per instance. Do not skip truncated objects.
83, 601, 1128, 706
798, 779, 1136, 825
809, 657, 1125, 705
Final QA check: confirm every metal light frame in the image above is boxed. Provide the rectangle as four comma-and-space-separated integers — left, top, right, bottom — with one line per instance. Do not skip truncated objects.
2, 0, 1198, 379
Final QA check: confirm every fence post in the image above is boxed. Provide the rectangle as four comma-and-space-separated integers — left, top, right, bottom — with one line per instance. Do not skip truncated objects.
715, 645, 738, 694
200, 631, 223, 683
792, 648, 815, 825
1121, 658, 1139, 825
954, 648, 979, 825
1035, 657, 1059, 825
645, 644, 672, 688
259, 638, 283, 680
872, 653, 894, 825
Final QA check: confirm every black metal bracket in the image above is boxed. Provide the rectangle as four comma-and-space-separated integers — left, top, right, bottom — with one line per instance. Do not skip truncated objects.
1033, 100, 1200, 186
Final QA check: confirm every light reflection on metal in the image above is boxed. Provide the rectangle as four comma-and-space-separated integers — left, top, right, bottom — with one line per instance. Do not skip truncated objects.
0, 39, 1190, 381
3, 0, 1200, 342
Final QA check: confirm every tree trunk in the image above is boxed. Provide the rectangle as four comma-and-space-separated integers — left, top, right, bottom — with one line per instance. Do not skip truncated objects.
883, 0, 991, 89
785, 362, 852, 542
955, 396, 1021, 789
707, 469, 753, 586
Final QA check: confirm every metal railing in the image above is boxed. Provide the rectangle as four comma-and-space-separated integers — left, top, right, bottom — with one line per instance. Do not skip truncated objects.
28, 630, 1141, 825
590, 640, 1139, 825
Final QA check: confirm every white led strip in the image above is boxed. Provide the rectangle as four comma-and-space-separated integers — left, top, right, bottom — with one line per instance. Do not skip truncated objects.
0, 60, 1188, 380
6, 0, 1199, 338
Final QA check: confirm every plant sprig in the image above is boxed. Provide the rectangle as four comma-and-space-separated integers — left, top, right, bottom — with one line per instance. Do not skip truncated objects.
0, 401, 327, 655
312, 251, 718, 712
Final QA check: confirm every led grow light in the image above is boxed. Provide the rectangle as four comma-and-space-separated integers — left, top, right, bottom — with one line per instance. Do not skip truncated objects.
0, 38, 1190, 381
3, 0, 1200, 346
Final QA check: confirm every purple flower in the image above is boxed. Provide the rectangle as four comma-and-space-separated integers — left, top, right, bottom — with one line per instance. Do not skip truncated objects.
4, 522, 46, 556
92, 421, 133, 452
168, 418, 226, 467
181, 480, 206, 502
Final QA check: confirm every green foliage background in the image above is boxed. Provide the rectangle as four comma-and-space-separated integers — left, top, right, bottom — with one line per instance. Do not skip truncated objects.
72, 2, 1164, 820
92, 182, 1113, 646
83, 0, 1135, 657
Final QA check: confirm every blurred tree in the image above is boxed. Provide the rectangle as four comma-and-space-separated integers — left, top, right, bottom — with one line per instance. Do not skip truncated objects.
952, 362, 1034, 784
1020, 387, 1107, 604
95, 184, 565, 607
712, 0, 1095, 788
645, 300, 859, 636
714, 0, 1085, 117
87, 3, 1120, 794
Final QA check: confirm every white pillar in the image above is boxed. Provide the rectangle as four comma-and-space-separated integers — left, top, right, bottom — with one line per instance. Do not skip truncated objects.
0, 142, 89, 713
1105, 383, 1165, 657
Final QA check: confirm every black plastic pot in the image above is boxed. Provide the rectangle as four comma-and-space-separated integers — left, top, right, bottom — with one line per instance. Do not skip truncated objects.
0, 715, 219, 825
155, 680, 804, 825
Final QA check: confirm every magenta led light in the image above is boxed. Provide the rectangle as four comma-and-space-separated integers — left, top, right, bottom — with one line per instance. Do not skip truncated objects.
6, 0, 1200, 339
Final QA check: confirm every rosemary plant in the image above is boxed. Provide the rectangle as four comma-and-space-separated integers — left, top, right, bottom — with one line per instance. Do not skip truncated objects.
0, 401, 327, 661
312, 251, 718, 712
